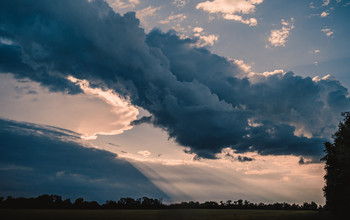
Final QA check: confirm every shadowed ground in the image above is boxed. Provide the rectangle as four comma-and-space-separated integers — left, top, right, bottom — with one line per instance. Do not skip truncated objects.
0, 209, 334, 220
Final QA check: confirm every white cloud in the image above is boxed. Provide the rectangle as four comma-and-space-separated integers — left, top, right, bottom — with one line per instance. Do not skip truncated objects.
233, 59, 253, 73
314, 49, 321, 53
249, 69, 285, 83
322, 0, 330, 6
223, 14, 258, 26
321, 11, 329, 17
268, 18, 295, 47
196, 34, 219, 47
196, 0, 263, 26
159, 13, 187, 24
231, 58, 285, 83
312, 74, 335, 82
321, 28, 334, 37
193, 27, 204, 33
192, 27, 219, 47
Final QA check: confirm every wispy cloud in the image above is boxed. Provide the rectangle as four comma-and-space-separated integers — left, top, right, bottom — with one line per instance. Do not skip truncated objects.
137, 6, 161, 20
268, 18, 295, 47
196, 0, 263, 26
309, 2, 316, 9
159, 13, 187, 24
106, 0, 140, 10
138, 150, 152, 157
136, 6, 162, 31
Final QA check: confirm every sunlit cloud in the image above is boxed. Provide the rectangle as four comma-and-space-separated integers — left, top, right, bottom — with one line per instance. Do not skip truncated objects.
268, 18, 295, 47
321, 11, 330, 17
196, 34, 219, 47
232, 58, 285, 83
196, 0, 263, 26
193, 27, 204, 33
192, 27, 219, 47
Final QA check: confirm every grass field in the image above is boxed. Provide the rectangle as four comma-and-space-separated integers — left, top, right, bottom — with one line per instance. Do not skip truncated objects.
0, 209, 335, 220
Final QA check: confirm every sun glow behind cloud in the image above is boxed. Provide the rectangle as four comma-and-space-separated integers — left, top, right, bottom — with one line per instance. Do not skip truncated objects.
90, 123, 325, 204
0, 74, 139, 140
67, 76, 139, 139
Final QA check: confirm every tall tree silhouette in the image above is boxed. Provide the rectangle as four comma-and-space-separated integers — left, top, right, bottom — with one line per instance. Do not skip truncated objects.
321, 112, 350, 214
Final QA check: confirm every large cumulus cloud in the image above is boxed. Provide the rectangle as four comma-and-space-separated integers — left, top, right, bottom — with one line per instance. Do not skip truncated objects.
0, 0, 348, 159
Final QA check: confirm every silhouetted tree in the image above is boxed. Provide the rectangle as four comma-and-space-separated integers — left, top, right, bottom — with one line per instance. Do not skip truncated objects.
102, 200, 118, 209
322, 112, 350, 214
0, 194, 319, 210
73, 198, 84, 209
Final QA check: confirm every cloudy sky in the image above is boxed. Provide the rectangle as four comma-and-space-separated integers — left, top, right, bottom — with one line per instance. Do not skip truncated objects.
0, 0, 349, 204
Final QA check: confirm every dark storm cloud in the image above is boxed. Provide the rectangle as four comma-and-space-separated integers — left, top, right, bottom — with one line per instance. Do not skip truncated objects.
0, 41, 81, 94
0, 118, 168, 202
237, 156, 254, 162
0, 0, 348, 159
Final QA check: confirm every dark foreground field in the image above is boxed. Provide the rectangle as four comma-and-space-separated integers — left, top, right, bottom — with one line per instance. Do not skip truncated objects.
0, 209, 335, 220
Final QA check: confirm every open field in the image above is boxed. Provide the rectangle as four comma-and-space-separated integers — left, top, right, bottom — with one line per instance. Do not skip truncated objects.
0, 209, 335, 220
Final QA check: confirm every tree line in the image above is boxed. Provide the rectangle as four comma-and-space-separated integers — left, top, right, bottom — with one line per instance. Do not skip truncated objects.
0, 194, 320, 210
322, 112, 350, 215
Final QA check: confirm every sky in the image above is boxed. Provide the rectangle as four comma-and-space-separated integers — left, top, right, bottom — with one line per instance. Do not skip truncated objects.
0, 0, 349, 205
